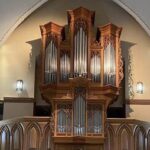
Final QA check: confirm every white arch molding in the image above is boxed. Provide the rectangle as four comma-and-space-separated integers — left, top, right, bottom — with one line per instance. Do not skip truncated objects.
0, 0, 48, 46
113, 0, 150, 37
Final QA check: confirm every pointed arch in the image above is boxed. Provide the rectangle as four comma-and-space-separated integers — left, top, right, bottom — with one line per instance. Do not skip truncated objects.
134, 125, 146, 150
25, 122, 42, 150
41, 123, 52, 150
147, 129, 150, 150
117, 123, 132, 150
11, 123, 24, 150
0, 125, 10, 150
105, 124, 115, 150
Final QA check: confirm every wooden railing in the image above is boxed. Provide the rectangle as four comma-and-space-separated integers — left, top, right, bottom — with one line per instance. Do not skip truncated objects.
105, 119, 150, 150
0, 117, 52, 150
0, 117, 149, 150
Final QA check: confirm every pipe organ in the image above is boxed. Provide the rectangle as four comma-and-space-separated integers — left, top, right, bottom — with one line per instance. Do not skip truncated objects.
40, 7, 123, 150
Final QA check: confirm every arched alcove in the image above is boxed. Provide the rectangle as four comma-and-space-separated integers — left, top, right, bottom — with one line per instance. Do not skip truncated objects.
11, 123, 24, 150
105, 124, 115, 150
0, 125, 10, 150
117, 124, 132, 150
134, 126, 146, 150
25, 122, 42, 150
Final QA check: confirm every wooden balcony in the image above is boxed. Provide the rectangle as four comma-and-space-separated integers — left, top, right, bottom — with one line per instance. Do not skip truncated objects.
0, 117, 149, 150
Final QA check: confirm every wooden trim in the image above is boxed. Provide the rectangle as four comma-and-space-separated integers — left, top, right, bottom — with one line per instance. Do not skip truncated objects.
107, 118, 148, 125
4, 97, 35, 103
126, 99, 150, 105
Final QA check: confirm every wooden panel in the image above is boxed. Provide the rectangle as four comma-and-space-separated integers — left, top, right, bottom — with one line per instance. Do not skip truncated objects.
54, 144, 103, 150
85, 145, 103, 150
55, 144, 70, 150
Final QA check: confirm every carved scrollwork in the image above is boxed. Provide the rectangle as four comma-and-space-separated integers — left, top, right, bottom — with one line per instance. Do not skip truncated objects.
103, 35, 115, 49
128, 48, 134, 99
46, 33, 58, 48
74, 18, 87, 32
118, 47, 124, 86
90, 39, 101, 50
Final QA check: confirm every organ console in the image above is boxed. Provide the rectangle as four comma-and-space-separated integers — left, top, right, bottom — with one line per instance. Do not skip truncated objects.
39, 7, 123, 150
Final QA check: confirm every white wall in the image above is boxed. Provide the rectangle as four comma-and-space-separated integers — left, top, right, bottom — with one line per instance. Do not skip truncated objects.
126, 105, 150, 122
3, 102, 34, 119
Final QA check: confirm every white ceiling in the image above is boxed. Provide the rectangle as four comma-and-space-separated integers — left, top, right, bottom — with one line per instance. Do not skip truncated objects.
0, 0, 150, 45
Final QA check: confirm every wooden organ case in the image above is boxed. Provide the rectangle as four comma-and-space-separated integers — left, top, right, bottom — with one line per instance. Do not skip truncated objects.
40, 7, 123, 150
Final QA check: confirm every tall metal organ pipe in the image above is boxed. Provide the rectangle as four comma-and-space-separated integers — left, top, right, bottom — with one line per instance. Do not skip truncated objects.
45, 40, 57, 83
74, 26, 87, 76
74, 95, 86, 136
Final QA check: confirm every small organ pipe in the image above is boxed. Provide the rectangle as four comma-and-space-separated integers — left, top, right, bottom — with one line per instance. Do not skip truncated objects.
44, 40, 57, 84
91, 54, 100, 82
60, 53, 70, 81
85, 33, 87, 74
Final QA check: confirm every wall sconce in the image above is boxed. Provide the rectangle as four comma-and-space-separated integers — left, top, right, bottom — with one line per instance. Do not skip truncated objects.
16, 80, 23, 93
136, 82, 143, 94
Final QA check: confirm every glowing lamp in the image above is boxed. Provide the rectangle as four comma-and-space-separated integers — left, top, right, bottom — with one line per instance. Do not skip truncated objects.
16, 80, 23, 92
136, 82, 143, 94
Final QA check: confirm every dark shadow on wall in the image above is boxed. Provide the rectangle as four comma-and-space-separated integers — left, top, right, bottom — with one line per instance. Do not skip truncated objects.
26, 39, 50, 115
26, 39, 42, 73
107, 41, 136, 118
122, 41, 136, 118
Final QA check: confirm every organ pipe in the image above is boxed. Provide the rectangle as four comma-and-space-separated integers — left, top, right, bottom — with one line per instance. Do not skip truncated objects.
74, 94, 86, 136
93, 109, 101, 133
87, 104, 102, 134
104, 42, 116, 85
45, 40, 57, 84
60, 53, 70, 81
91, 54, 101, 82
57, 109, 66, 133
74, 26, 87, 76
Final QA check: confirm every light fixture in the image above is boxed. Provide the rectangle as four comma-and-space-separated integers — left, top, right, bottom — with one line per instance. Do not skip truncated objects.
136, 82, 143, 94
16, 80, 23, 93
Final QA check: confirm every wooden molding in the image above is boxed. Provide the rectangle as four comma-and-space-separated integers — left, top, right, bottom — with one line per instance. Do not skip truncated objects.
126, 99, 150, 105
4, 97, 35, 103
